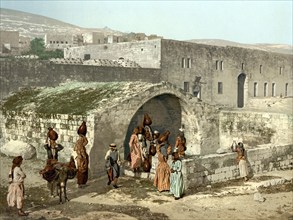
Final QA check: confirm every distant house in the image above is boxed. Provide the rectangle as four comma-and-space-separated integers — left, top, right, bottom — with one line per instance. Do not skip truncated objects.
0, 31, 19, 54
44, 33, 83, 50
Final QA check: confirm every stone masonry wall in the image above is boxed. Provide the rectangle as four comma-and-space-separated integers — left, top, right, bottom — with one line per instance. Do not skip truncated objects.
219, 110, 293, 149
148, 144, 293, 189
161, 39, 293, 107
64, 39, 161, 68
0, 110, 95, 163
0, 59, 161, 99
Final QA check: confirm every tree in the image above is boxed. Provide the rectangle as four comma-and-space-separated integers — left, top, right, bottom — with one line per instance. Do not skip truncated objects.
30, 38, 45, 56
23, 38, 64, 60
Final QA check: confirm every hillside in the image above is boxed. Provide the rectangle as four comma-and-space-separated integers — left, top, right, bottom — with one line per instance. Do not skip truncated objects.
0, 8, 292, 54
187, 39, 293, 55
0, 8, 122, 39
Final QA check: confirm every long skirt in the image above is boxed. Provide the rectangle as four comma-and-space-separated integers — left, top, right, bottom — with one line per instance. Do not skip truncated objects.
239, 159, 249, 177
170, 171, 185, 198
130, 148, 142, 169
77, 170, 88, 185
154, 162, 170, 192
7, 183, 24, 209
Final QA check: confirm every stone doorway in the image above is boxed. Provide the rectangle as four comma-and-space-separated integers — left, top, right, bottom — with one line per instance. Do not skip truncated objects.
237, 73, 246, 108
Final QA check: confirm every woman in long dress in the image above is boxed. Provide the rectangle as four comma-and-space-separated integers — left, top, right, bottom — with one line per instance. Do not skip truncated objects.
170, 151, 185, 199
74, 133, 89, 188
154, 144, 171, 192
129, 127, 142, 172
7, 156, 28, 216
236, 142, 249, 181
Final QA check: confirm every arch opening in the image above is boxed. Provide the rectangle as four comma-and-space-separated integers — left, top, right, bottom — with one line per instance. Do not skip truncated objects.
123, 94, 182, 160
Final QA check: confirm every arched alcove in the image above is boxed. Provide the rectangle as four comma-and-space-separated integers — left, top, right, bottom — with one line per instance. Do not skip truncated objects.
123, 94, 182, 160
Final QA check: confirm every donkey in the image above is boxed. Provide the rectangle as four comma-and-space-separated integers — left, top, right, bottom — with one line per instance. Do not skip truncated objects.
40, 156, 77, 204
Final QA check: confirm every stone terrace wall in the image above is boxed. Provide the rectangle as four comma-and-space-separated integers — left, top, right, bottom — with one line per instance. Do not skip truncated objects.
64, 39, 161, 68
0, 59, 161, 99
219, 110, 293, 148
0, 110, 95, 163
149, 144, 293, 189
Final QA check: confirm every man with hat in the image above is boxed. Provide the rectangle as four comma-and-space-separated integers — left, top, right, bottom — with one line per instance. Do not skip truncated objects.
105, 143, 121, 188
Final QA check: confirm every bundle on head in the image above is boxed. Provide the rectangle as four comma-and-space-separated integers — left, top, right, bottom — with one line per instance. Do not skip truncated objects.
48, 128, 58, 141
78, 121, 87, 136
143, 113, 152, 126
159, 130, 170, 143
138, 126, 145, 135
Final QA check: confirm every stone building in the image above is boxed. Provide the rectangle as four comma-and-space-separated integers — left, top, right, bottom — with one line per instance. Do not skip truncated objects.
64, 38, 293, 108
44, 33, 83, 50
0, 30, 19, 54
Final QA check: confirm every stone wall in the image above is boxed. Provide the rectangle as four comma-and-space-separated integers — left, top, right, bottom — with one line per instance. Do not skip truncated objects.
0, 59, 161, 99
0, 110, 95, 163
219, 110, 293, 148
64, 39, 161, 68
149, 144, 293, 189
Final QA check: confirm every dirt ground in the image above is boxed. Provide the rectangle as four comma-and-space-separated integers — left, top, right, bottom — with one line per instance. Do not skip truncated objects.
0, 154, 292, 220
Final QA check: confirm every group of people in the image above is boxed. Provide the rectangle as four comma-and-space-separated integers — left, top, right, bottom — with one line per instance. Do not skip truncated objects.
6, 113, 187, 216
128, 113, 186, 200
42, 121, 90, 188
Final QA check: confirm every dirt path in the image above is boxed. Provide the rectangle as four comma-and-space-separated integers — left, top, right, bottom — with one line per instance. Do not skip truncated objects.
0, 154, 292, 220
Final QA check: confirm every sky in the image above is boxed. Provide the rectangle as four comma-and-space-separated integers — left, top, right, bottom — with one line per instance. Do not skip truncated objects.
0, 0, 292, 45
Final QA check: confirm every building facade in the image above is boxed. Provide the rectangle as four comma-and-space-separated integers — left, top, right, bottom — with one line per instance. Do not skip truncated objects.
64, 39, 293, 108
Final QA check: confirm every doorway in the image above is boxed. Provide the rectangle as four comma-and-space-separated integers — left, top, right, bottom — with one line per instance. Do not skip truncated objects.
237, 73, 246, 108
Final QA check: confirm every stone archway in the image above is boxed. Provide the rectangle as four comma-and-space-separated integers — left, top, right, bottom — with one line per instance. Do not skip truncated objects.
88, 82, 194, 178
237, 73, 246, 108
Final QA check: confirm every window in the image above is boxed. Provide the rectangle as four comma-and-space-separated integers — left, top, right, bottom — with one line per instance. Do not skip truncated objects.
264, 83, 268, 97
241, 63, 244, 70
253, 82, 258, 97
220, 61, 224, 70
184, 82, 189, 92
279, 67, 283, 75
260, 65, 263, 74
182, 58, 186, 68
285, 83, 288, 96
218, 82, 223, 94
272, 83, 276, 97
187, 58, 191, 68
216, 60, 219, 70
84, 54, 91, 60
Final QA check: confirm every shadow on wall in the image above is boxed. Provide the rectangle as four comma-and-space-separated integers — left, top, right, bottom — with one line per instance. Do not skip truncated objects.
123, 94, 182, 160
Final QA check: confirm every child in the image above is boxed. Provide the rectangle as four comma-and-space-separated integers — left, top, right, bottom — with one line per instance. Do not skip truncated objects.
170, 151, 185, 200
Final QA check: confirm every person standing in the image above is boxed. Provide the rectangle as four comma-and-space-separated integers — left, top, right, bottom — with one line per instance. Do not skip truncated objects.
7, 156, 28, 216
44, 127, 63, 160
129, 127, 142, 172
236, 142, 249, 181
154, 143, 171, 192
174, 127, 186, 159
170, 150, 185, 200
105, 143, 121, 188
74, 121, 89, 188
